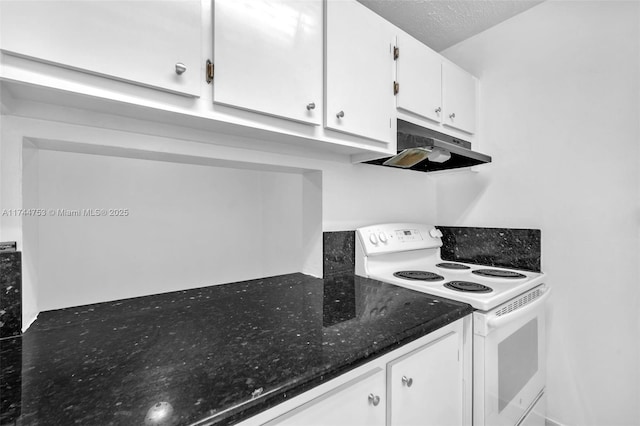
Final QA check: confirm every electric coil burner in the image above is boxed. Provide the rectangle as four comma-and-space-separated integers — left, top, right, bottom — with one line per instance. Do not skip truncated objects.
393, 271, 444, 281
472, 269, 527, 279
444, 281, 493, 293
436, 262, 471, 270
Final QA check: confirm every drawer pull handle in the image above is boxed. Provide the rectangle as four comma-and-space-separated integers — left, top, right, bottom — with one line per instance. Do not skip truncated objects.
175, 63, 187, 75
336, 110, 345, 119
368, 393, 380, 406
306, 102, 316, 111
402, 376, 413, 387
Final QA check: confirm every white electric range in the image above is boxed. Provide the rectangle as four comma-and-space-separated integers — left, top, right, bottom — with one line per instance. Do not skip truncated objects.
355, 223, 550, 426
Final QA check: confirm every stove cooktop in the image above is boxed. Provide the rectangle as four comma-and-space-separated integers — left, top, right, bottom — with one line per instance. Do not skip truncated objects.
370, 263, 543, 310
355, 223, 546, 311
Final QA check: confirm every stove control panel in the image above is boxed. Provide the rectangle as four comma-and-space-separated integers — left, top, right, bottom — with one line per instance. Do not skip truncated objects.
356, 223, 443, 255
395, 229, 423, 242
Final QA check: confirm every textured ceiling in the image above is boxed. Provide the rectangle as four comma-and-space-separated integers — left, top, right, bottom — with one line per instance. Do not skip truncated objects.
357, 0, 545, 52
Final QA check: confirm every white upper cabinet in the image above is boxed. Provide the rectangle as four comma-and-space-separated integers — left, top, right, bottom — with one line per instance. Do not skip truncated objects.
442, 62, 477, 134
325, 0, 394, 145
395, 32, 443, 124
0, 1, 202, 97
388, 332, 464, 426
213, 0, 323, 125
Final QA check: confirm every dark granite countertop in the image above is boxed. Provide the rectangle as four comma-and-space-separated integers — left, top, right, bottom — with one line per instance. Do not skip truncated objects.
0, 273, 472, 426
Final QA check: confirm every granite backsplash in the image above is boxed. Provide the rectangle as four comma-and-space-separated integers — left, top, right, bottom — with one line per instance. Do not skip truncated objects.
437, 226, 541, 272
323, 231, 355, 277
0, 251, 22, 338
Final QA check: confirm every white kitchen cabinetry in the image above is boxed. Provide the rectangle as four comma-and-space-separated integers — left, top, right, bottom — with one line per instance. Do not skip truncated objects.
266, 368, 386, 426
394, 33, 443, 124
442, 62, 477, 134
213, 0, 323, 125
241, 317, 471, 426
0, 1, 201, 97
325, 0, 395, 145
388, 332, 463, 426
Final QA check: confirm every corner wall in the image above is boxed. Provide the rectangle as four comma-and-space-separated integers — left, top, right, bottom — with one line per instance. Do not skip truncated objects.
438, 1, 640, 424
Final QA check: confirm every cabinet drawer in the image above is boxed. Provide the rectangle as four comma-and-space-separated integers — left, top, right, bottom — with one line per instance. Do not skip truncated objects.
266, 368, 386, 426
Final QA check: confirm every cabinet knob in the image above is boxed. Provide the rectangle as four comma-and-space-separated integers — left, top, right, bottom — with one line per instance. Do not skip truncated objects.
449, 113, 456, 119
336, 111, 345, 119
306, 102, 316, 111
368, 393, 381, 406
175, 63, 187, 75
435, 107, 441, 114
402, 376, 414, 387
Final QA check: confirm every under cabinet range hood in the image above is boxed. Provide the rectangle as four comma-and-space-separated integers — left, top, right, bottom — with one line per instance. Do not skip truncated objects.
363, 119, 492, 172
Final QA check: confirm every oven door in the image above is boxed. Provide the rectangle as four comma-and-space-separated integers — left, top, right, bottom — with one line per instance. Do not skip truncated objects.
474, 285, 550, 426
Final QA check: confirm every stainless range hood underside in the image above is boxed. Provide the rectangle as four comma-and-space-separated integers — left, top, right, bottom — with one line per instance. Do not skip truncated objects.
363, 120, 492, 172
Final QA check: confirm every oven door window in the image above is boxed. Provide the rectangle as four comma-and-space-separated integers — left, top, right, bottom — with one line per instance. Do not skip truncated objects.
481, 299, 546, 426
498, 318, 538, 411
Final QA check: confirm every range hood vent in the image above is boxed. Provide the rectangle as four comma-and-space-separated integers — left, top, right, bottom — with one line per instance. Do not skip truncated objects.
363, 119, 491, 172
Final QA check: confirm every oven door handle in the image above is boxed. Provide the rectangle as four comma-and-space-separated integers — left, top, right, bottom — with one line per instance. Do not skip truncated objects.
487, 287, 551, 331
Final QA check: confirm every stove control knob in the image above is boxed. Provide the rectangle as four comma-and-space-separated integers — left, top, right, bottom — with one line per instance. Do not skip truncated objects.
369, 233, 379, 245
378, 232, 388, 243
430, 228, 443, 238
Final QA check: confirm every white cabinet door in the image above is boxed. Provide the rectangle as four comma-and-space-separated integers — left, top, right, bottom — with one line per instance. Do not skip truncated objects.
388, 332, 463, 426
325, 0, 394, 144
0, 1, 201, 97
267, 368, 386, 426
213, 0, 322, 125
395, 32, 443, 123
442, 62, 477, 134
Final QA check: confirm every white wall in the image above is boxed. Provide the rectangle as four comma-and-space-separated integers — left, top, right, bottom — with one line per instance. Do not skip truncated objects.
32, 149, 306, 310
20, 143, 40, 325
322, 161, 437, 231
439, 1, 640, 425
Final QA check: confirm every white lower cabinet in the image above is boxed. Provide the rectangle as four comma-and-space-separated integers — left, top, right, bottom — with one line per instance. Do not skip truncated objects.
243, 317, 471, 426
266, 368, 386, 426
387, 333, 463, 426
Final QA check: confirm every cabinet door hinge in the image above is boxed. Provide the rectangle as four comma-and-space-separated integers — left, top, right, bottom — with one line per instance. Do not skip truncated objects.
393, 46, 399, 60
206, 59, 214, 84
393, 81, 399, 95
